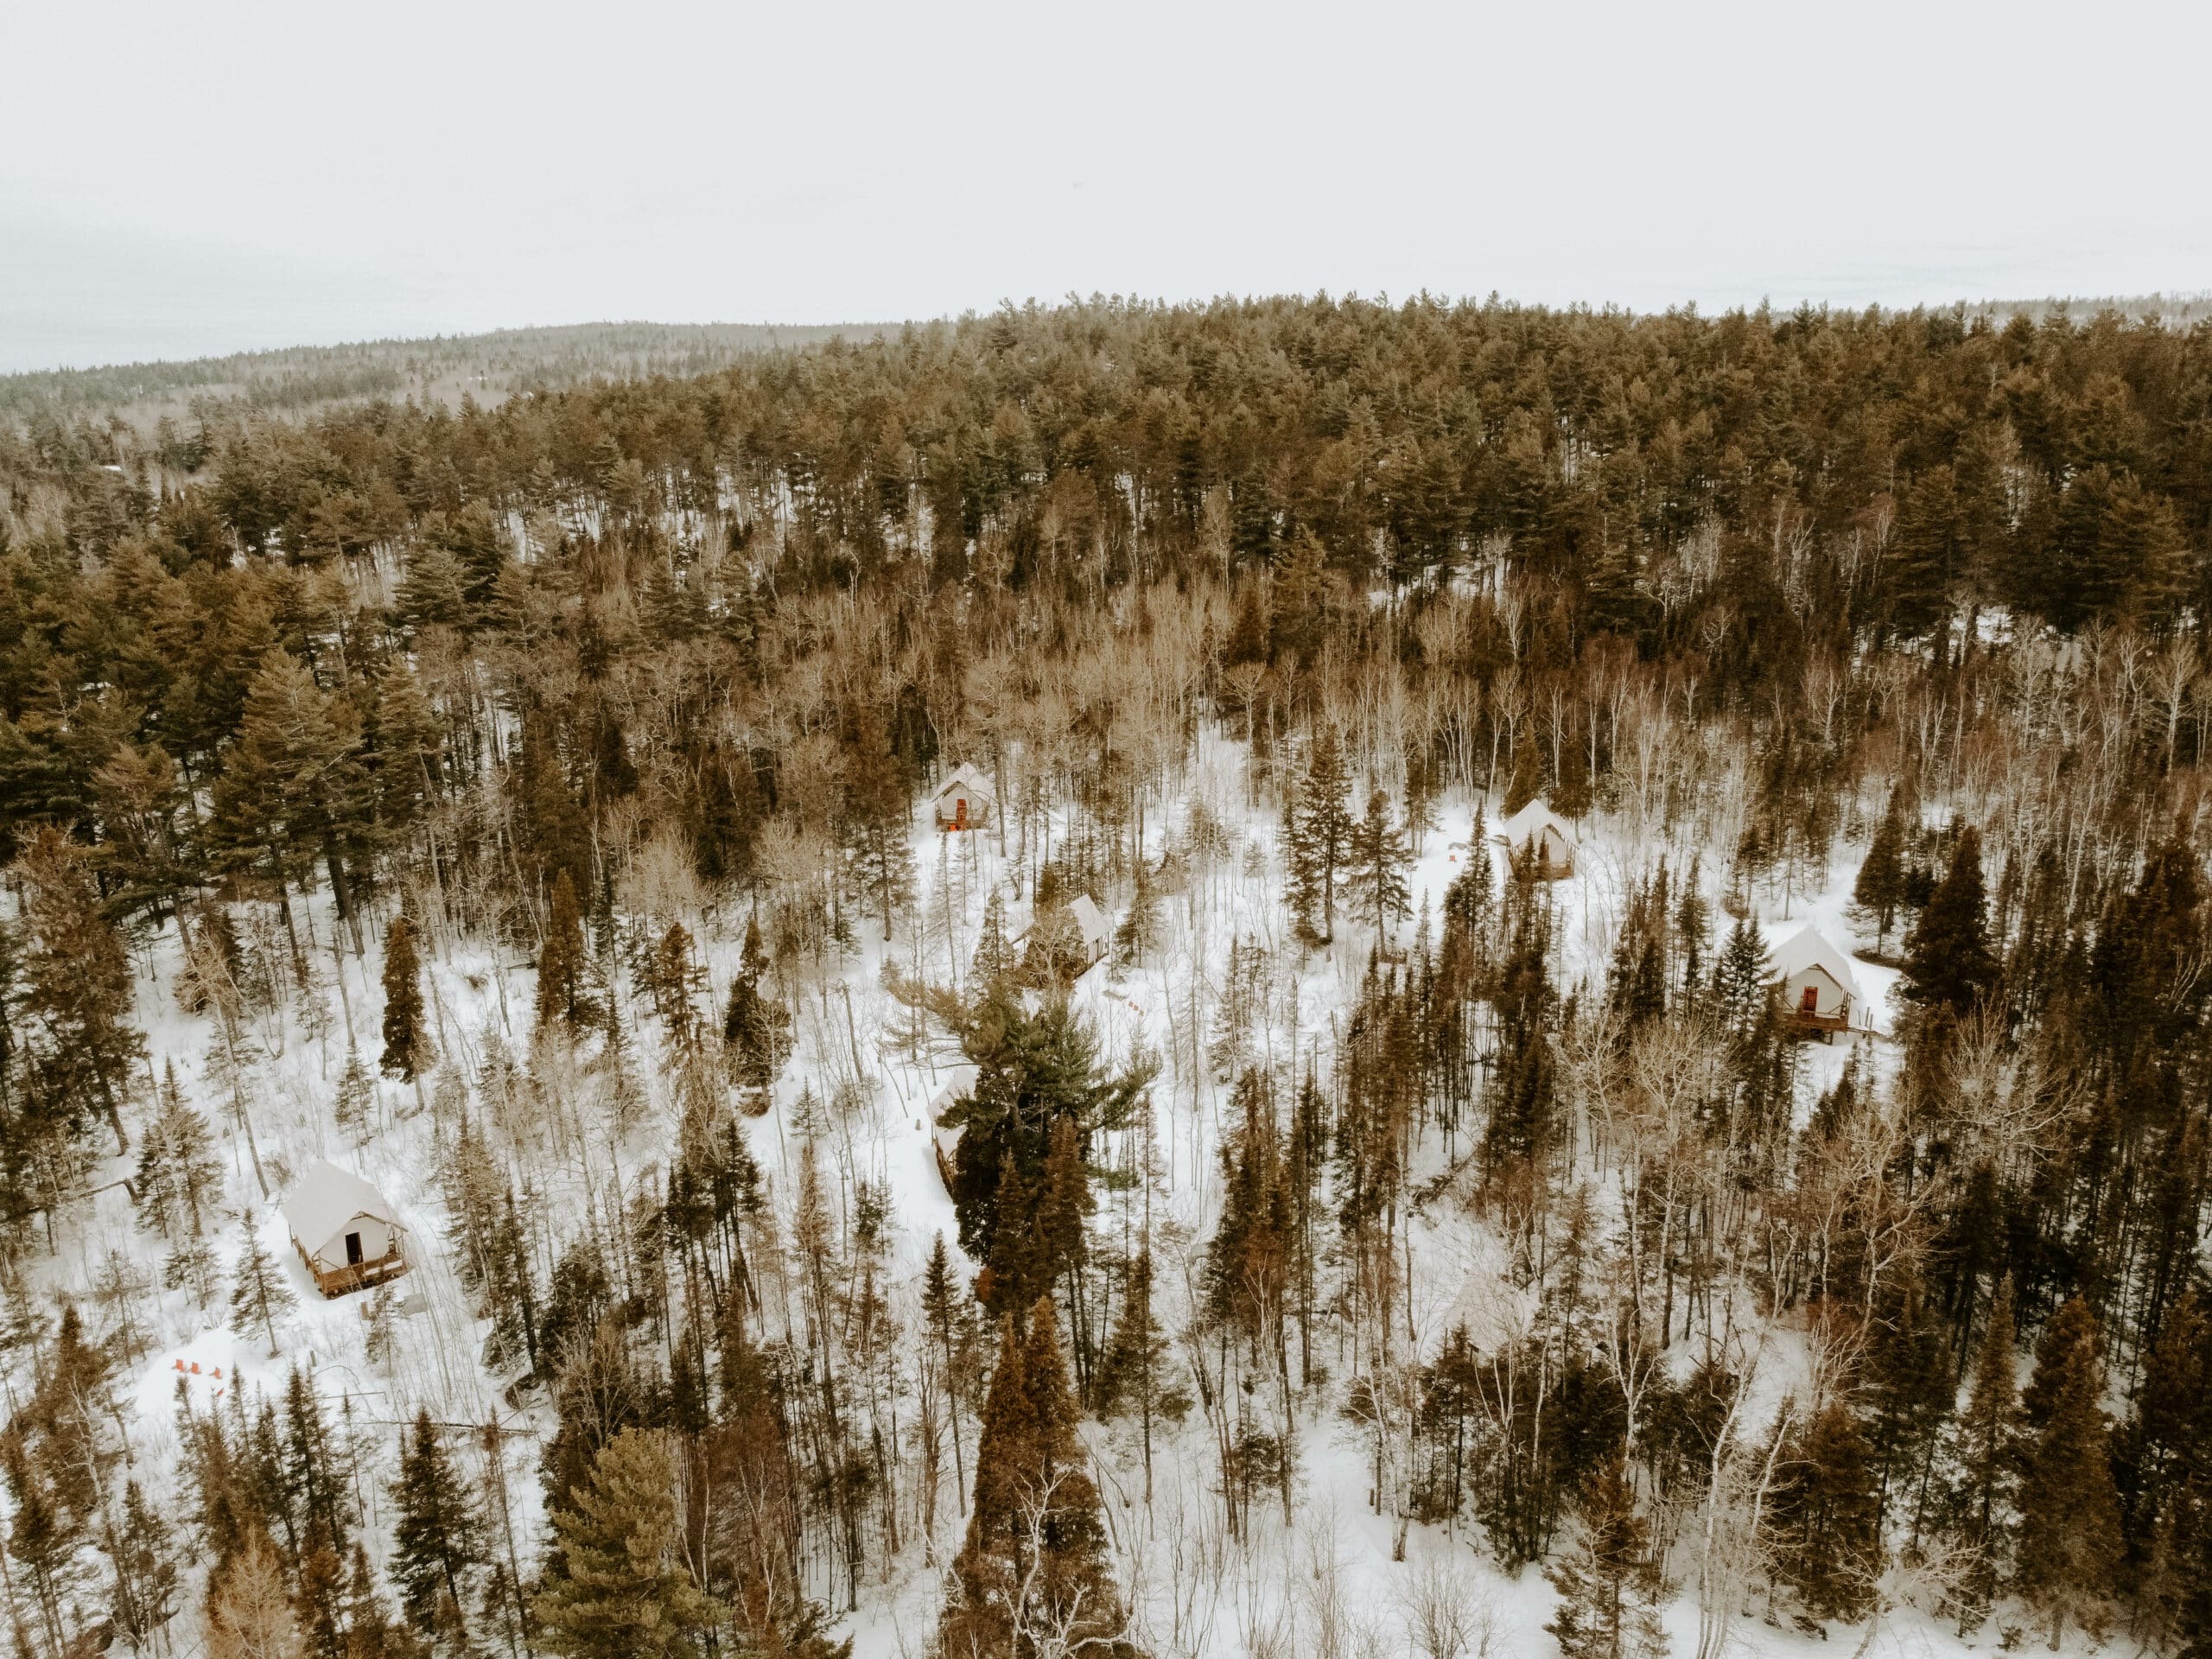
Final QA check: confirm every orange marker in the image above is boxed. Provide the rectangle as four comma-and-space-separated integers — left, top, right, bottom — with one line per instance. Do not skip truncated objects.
189, 1362, 200, 1375
174, 1358, 185, 1371
213, 1367, 223, 1380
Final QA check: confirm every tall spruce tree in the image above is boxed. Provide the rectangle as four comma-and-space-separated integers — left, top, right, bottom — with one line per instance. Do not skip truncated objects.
535, 869, 588, 1032
380, 913, 429, 1084
391, 1409, 485, 1639
334, 1044, 376, 1143
1851, 790, 1908, 956
922, 1232, 969, 1508
2016, 1297, 2124, 1649
16, 824, 144, 1152
1940, 1278, 2020, 1632
1900, 826, 1997, 1019
535, 1428, 718, 1659
942, 1301, 1124, 1656
1095, 1244, 1174, 1503
1765, 1399, 1883, 1629
1286, 728, 1354, 942
1545, 1448, 1669, 1659
721, 914, 791, 1103
1349, 788, 1412, 940
208, 649, 371, 960
1713, 913, 1770, 1035
842, 704, 914, 942
228, 1224, 296, 1357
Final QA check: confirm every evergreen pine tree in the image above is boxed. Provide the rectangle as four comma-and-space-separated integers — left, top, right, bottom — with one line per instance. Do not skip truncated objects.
1095, 1245, 1175, 1502
641, 921, 706, 1050
1038, 1115, 1092, 1321
1713, 913, 1770, 1034
534, 1428, 718, 1659
972, 887, 1020, 988
229, 1224, 297, 1356
983, 1152, 1044, 1316
922, 1232, 969, 1508
721, 915, 791, 1103
342, 1541, 401, 1659
2113, 1287, 2208, 1646
334, 1045, 376, 1144
1349, 787, 1412, 940
1503, 725, 1543, 817
207, 649, 371, 963
942, 1302, 1124, 1656
535, 869, 588, 1031
16, 824, 145, 1152
1113, 859, 1161, 968
136, 1061, 225, 1243
1544, 1448, 1669, 1659
1765, 1399, 1883, 1629
1287, 728, 1354, 942
2016, 1297, 2125, 1649
842, 705, 915, 942
1940, 1278, 2020, 1632
5, 1434, 77, 1652
391, 1409, 485, 1639
1900, 826, 1998, 1019
380, 914, 429, 1083
1851, 790, 1908, 956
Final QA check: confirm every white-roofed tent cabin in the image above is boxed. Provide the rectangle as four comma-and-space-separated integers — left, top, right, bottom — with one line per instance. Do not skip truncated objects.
1496, 800, 1576, 880
1770, 925, 1862, 1040
1019, 893, 1116, 985
1067, 894, 1113, 969
281, 1159, 408, 1297
931, 763, 996, 831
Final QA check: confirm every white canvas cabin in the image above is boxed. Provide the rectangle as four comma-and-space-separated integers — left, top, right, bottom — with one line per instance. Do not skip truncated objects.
282, 1159, 408, 1297
1067, 893, 1113, 968
1770, 924, 1862, 1038
1496, 800, 1576, 880
931, 763, 996, 831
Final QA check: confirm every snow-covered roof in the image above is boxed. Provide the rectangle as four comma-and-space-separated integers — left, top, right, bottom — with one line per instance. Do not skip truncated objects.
1068, 893, 1113, 954
1769, 925, 1861, 999
1497, 799, 1576, 848
281, 1160, 401, 1259
931, 762, 996, 804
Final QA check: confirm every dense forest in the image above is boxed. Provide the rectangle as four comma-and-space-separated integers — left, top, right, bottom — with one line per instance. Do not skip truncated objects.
2, 292, 2211, 1659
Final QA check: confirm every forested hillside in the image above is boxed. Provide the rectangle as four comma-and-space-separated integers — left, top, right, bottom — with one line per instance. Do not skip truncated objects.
0, 320, 871, 424
3, 294, 2211, 1659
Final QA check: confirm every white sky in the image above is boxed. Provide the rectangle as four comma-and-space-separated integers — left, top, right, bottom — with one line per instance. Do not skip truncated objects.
3, 0, 2208, 372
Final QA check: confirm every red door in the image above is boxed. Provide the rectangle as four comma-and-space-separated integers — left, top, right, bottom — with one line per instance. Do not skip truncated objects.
1800, 985, 1819, 1014
955, 798, 969, 830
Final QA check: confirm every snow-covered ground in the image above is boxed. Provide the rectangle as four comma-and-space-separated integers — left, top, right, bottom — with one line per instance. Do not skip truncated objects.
20, 729, 2047, 1659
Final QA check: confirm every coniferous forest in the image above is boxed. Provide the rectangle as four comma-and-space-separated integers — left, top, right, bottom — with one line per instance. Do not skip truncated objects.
3, 295, 2212, 1657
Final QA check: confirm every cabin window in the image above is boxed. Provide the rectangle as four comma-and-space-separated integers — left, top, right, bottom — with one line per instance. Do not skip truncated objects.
346, 1231, 363, 1265
1800, 985, 1819, 1014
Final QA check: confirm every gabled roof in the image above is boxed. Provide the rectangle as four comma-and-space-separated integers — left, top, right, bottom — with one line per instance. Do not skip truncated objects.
931, 762, 996, 803
1497, 799, 1576, 848
1068, 893, 1113, 953
1769, 925, 1862, 1000
281, 1159, 400, 1257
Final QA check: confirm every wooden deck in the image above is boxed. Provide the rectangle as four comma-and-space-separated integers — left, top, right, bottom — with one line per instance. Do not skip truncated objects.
1788, 1007, 1853, 1041
1507, 849, 1573, 882
296, 1238, 409, 1299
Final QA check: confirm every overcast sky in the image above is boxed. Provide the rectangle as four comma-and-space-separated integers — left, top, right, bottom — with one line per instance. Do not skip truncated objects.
4, 0, 2207, 373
